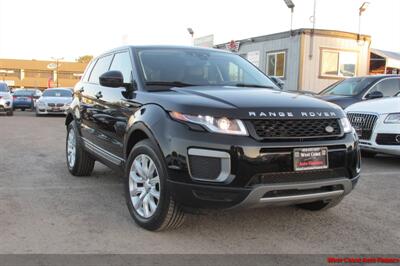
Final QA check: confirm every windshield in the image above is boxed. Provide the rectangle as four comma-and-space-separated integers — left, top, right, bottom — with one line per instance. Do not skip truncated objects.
137, 48, 277, 90
0, 83, 9, 92
14, 90, 34, 96
43, 90, 72, 97
320, 77, 375, 96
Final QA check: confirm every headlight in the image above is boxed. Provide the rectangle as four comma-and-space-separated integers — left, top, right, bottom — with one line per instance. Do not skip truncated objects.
384, 113, 400, 124
37, 101, 45, 107
170, 111, 248, 136
340, 117, 352, 133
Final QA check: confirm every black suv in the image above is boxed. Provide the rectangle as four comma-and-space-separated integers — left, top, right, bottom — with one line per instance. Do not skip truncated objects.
65, 46, 361, 231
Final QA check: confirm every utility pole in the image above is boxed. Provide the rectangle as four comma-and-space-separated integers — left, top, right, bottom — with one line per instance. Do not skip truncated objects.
358, 2, 370, 41
51, 57, 64, 87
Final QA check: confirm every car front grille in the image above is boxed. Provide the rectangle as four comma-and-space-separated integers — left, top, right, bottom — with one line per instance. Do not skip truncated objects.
248, 119, 341, 139
347, 113, 378, 140
47, 103, 64, 107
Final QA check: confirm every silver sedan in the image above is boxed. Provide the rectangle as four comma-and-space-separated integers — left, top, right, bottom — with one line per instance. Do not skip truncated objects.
36, 88, 73, 116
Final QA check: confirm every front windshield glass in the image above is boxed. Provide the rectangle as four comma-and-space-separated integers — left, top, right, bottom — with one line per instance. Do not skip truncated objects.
137, 48, 277, 90
321, 77, 375, 96
43, 90, 72, 97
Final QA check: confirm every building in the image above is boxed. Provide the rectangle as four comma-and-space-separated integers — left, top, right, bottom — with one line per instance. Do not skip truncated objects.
215, 28, 371, 92
0, 58, 88, 90
369, 48, 400, 75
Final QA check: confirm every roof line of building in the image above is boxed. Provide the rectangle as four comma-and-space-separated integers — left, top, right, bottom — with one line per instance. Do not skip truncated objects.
214, 28, 371, 48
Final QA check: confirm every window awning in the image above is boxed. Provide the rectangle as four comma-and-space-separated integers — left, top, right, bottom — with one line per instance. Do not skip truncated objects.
371, 48, 400, 69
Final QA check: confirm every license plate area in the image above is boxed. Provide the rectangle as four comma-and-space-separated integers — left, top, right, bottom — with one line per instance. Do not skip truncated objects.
293, 147, 328, 171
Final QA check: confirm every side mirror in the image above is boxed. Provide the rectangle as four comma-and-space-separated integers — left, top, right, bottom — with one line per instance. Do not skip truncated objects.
365, 91, 384, 99
277, 80, 285, 89
99, 71, 124, 88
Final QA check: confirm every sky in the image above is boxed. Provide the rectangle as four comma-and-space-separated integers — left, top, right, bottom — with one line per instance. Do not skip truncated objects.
0, 0, 399, 61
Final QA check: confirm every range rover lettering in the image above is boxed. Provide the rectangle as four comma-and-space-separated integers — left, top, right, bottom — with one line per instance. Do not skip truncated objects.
65, 46, 361, 231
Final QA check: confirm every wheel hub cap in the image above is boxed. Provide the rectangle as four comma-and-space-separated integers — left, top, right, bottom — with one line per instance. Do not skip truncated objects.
129, 154, 160, 218
67, 129, 76, 168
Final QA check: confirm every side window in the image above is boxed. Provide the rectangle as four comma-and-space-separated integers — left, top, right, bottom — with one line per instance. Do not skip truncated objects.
370, 78, 400, 97
81, 60, 95, 82
88, 54, 113, 84
109, 52, 133, 83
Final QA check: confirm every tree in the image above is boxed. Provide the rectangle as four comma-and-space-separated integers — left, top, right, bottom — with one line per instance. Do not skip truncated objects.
76, 55, 93, 63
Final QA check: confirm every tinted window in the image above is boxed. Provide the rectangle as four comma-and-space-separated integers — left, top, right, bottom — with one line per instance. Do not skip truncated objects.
109, 52, 132, 83
0, 83, 9, 92
137, 49, 277, 90
88, 55, 113, 84
43, 90, 72, 97
81, 60, 95, 82
369, 78, 400, 97
321, 77, 375, 96
14, 90, 34, 96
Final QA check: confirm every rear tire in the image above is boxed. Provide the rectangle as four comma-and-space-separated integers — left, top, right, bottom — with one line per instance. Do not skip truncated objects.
125, 139, 185, 231
66, 121, 95, 176
361, 150, 377, 158
297, 196, 344, 211
21, 108, 25, 111
6, 109, 13, 116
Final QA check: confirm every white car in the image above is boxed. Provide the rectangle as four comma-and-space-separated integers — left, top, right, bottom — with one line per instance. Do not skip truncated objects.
0, 83, 13, 116
346, 94, 400, 157
35, 88, 73, 116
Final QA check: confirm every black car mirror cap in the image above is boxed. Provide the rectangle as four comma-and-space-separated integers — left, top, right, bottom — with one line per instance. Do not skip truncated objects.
99, 71, 135, 91
365, 91, 384, 99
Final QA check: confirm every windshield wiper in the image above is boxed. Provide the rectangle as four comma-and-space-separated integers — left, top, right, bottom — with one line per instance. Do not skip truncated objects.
232, 83, 275, 89
145, 81, 197, 88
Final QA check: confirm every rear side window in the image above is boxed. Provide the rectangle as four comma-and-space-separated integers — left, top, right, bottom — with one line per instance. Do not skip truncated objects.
109, 52, 133, 83
88, 55, 113, 84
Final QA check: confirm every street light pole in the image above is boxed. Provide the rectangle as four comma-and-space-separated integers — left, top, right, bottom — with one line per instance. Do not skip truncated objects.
51, 57, 64, 87
187, 28, 194, 45
358, 2, 370, 40
283, 0, 295, 35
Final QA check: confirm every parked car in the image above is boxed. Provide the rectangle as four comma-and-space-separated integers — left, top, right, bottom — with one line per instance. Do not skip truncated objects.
0, 83, 13, 116
318, 75, 400, 109
65, 46, 360, 231
346, 94, 400, 157
12, 89, 35, 111
36, 88, 73, 116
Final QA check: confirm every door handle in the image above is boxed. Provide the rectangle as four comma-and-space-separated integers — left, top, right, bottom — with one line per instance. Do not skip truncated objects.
95, 91, 103, 99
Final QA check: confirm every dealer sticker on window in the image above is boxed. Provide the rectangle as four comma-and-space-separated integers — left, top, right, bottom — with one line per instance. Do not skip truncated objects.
293, 147, 329, 171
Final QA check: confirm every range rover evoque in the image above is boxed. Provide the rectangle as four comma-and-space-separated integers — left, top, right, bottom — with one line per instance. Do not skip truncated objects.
65, 46, 361, 231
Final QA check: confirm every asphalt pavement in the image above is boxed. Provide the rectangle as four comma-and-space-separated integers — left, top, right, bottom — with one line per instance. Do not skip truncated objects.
0, 111, 399, 254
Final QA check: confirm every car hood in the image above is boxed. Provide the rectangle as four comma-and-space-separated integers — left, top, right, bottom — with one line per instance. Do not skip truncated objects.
40, 97, 72, 104
315, 94, 356, 109
346, 97, 400, 115
136, 86, 344, 119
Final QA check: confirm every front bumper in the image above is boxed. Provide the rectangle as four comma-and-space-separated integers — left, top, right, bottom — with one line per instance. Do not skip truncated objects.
36, 106, 68, 115
159, 119, 361, 209
359, 117, 400, 156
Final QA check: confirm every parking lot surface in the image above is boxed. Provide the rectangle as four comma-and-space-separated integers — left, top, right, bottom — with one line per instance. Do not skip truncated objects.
0, 111, 399, 254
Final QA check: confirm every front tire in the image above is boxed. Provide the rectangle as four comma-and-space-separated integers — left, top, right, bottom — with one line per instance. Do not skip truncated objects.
125, 139, 185, 231
66, 121, 95, 176
297, 196, 344, 211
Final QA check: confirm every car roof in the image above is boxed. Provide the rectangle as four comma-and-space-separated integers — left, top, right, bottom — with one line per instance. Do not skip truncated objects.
44, 88, 72, 91
101, 45, 231, 55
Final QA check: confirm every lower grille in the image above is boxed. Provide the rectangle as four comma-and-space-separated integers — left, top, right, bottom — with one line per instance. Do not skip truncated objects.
247, 168, 349, 186
376, 134, 400, 145
347, 113, 378, 140
249, 119, 341, 139
189, 155, 221, 180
